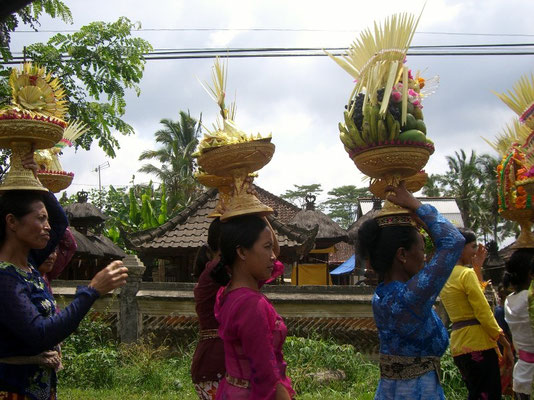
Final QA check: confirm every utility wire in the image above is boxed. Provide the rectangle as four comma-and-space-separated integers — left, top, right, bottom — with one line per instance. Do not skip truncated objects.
10, 27, 534, 37
4, 43, 534, 64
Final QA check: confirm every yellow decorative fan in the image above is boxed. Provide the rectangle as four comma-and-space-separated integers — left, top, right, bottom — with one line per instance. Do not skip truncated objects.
3, 63, 67, 122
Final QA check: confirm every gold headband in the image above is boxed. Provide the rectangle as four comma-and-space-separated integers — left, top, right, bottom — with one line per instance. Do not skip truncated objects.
376, 215, 417, 227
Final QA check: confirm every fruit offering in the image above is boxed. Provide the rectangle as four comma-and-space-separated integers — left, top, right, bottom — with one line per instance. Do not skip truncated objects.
326, 12, 435, 156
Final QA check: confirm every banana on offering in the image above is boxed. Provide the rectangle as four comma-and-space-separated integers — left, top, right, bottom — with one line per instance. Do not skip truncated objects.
194, 58, 271, 156
326, 12, 435, 156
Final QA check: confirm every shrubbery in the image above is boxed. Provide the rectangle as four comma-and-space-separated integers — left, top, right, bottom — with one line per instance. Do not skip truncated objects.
58, 314, 473, 399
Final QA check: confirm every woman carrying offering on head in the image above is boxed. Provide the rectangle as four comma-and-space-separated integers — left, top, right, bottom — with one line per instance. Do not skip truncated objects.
0, 189, 128, 400
357, 182, 465, 399
439, 228, 513, 399
503, 249, 534, 400
212, 214, 293, 400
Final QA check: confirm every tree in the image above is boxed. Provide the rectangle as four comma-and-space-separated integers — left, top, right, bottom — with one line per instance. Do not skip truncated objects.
19, 17, 152, 157
422, 174, 443, 197
421, 150, 516, 245
280, 184, 323, 209
436, 149, 483, 230
0, 0, 72, 63
323, 185, 370, 229
138, 111, 202, 213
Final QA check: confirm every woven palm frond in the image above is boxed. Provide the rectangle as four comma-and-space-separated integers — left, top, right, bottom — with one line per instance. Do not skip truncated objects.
326, 11, 422, 121
483, 118, 532, 156
194, 58, 271, 156
494, 73, 534, 129
6, 62, 68, 121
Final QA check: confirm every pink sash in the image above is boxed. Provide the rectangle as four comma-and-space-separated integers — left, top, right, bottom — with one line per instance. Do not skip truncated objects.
518, 349, 534, 363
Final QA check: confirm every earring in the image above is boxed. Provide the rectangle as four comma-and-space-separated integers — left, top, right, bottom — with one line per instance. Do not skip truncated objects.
402, 260, 406, 264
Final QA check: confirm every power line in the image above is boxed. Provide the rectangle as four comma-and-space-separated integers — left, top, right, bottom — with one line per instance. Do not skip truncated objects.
10, 27, 534, 38
4, 44, 534, 64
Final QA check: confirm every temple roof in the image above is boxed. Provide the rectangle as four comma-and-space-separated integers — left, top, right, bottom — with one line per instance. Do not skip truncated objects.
126, 187, 317, 255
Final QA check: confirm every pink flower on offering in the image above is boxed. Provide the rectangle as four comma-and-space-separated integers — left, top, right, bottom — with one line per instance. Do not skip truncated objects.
408, 69, 413, 80
527, 166, 534, 177
391, 91, 402, 103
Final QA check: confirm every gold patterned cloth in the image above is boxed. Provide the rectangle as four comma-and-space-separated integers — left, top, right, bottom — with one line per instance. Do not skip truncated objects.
379, 353, 441, 381
199, 329, 219, 341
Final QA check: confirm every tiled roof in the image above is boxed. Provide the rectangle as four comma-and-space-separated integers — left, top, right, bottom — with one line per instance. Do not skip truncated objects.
254, 185, 301, 223
329, 241, 354, 263
126, 187, 316, 253
358, 197, 464, 227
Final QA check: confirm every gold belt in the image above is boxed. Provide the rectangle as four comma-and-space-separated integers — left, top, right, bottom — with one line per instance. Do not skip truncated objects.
379, 354, 441, 382
225, 373, 250, 389
199, 329, 219, 341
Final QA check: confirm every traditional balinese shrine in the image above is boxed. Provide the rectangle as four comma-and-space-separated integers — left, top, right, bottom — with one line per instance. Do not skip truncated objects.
288, 195, 348, 285
58, 190, 126, 280
125, 186, 318, 282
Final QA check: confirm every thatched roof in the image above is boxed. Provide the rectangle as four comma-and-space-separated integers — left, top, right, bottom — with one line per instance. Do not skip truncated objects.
289, 209, 347, 242
64, 191, 108, 226
70, 227, 104, 257
347, 209, 380, 244
89, 234, 126, 259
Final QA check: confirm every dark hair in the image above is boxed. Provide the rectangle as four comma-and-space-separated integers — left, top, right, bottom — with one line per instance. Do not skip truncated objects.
503, 248, 534, 290
210, 215, 268, 285
458, 227, 476, 244
356, 218, 420, 282
193, 218, 221, 279
0, 190, 45, 245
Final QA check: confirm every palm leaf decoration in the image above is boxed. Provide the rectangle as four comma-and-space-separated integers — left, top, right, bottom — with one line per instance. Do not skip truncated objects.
494, 73, 534, 129
483, 118, 532, 157
326, 11, 422, 124
34, 120, 89, 171
195, 57, 270, 155
3, 62, 68, 122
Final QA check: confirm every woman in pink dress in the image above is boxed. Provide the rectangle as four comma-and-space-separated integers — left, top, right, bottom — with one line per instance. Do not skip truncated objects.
213, 214, 294, 400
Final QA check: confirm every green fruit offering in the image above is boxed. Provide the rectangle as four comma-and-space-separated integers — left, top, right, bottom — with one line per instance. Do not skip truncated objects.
415, 119, 426, 134
398, 129, 427, 143
403, 113, 417, 131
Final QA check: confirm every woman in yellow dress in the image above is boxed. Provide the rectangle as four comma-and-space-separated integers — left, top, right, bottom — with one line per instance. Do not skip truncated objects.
440, 228, 513, 399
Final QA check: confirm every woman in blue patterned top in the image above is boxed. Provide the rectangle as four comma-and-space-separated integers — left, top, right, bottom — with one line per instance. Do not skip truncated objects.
357, 183, 464, 399
0, 190, 128, 400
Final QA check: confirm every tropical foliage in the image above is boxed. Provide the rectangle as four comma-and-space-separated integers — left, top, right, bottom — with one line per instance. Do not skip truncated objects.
423, 150, 517, 244
139, 111, 203, 213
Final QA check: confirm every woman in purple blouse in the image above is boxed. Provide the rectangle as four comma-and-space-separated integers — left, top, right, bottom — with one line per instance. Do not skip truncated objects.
0, 190, 128, 400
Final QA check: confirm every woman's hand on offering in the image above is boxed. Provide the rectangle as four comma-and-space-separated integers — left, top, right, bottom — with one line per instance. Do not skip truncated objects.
21, 150, 38, 179
385, 181, 422, 212
89, 260, 128, 295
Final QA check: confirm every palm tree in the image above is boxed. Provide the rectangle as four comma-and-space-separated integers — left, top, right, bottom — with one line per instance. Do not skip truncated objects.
439, 149, 483, 229
138, 111, 202, 213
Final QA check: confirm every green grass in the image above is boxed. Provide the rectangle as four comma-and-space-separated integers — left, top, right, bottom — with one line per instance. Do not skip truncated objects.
56, 314, 474, 399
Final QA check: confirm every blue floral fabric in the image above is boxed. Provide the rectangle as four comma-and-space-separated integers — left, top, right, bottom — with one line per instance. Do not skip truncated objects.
373, 204, 464, 399
0, 262, 99, 400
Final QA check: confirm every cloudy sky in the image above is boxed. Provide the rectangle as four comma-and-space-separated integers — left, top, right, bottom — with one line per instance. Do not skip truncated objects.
8, 0, 534, 202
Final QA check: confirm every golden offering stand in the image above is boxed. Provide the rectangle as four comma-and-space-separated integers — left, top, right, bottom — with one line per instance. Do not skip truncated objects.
500, 208, 534, 249
196, 173, 234, 218
0, 119, 63, 191
197, 140, 275, 221
352, 146, 432, 216
37, 172, 73, 193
